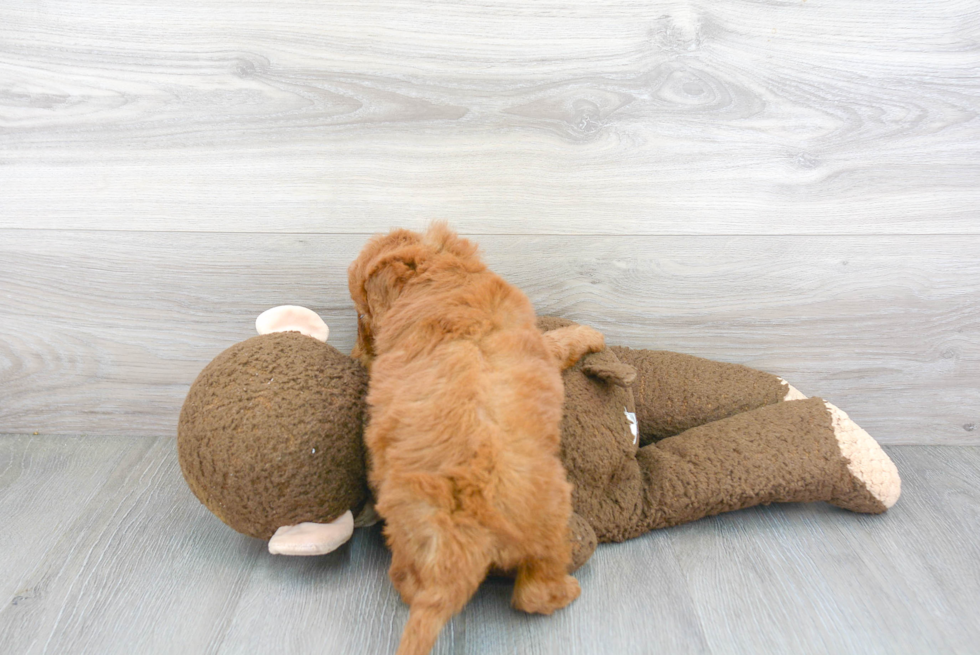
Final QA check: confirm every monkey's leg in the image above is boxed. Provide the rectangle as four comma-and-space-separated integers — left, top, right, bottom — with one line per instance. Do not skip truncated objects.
622, 397, 901, 541
611, 346, 804, 443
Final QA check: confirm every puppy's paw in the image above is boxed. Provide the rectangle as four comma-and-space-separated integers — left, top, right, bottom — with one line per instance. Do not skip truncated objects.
512, 574, 581, 615
575, 325, 606, 355
543, 324, 606, 370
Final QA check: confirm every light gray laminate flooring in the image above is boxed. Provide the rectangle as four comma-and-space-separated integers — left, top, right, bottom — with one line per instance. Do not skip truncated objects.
1, 436, 976, 655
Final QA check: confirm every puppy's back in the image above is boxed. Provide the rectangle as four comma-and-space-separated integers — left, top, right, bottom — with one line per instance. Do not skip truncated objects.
352, 225, 580, 655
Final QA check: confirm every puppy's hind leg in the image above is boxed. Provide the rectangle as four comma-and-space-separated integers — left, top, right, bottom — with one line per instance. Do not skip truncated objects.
389, 548, 422, 606
393, 529, 492, 655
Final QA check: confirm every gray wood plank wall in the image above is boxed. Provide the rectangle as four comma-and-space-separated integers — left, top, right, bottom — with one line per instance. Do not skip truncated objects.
2, 0, 978, 444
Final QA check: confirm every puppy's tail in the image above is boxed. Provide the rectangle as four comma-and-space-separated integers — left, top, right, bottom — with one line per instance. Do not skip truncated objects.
393, 528, 492, 655
396, 596, 458, 655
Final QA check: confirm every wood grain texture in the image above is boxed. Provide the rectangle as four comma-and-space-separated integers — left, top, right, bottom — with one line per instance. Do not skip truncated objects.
2, 2, 977, 649
2, 230, 976, 444
0, 438, 976, 654
666, 446, 980, 655
0, 436, 268, 654
0, 435, 154, 611
1, 0, 978, 234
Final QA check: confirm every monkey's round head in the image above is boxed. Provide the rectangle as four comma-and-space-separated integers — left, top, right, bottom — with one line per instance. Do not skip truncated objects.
177, 307, 369, 540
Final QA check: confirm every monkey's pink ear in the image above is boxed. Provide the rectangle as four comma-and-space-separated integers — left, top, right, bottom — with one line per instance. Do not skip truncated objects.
255, 305, 329, 342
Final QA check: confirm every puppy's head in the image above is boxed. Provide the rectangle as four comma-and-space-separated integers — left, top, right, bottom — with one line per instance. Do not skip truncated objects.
348, 223, 480, 365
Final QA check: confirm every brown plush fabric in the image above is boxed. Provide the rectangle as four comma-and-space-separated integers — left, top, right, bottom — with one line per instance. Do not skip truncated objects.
181, 315, 895, 563
536, 316, 577, 333
625, 397, 870, 541
832, 472, 888, 515
827, 445, 889, 515
557, 349, 645, 542
178, 331, 370, 539
611, 346, 787, 443
539, 318, 886, 544
567, 512, 598, 572
538, 317, 644, 542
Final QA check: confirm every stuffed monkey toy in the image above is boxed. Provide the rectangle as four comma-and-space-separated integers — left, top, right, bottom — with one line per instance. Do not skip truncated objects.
178, 307, 900, 568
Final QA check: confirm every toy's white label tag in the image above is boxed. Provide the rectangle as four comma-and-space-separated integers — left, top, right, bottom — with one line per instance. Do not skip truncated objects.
625, 408, 638, 445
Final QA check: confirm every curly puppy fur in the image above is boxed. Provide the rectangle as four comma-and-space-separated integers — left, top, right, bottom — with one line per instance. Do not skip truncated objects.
349, 224, 603, 655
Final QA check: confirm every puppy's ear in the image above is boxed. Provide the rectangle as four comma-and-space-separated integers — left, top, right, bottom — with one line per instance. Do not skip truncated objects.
423, 222, 479, 261
349, 243, 422, 366
363, 245, 421, 310
349, 229, 422, 310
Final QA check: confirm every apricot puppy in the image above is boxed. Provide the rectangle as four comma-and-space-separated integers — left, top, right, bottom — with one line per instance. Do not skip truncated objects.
349, 224, 603, 655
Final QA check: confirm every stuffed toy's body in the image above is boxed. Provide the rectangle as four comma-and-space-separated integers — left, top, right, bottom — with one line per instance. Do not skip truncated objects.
538, 316, 899, 553
178, 307, 900, 568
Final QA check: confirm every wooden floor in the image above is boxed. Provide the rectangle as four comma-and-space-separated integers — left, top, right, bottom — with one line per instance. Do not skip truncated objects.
0, 436, 977, 654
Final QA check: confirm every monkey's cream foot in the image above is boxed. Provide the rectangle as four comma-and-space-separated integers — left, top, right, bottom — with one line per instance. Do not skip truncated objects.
826, 402, 901, 513
778, 377, 808, 401
267, 511, 355, 555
